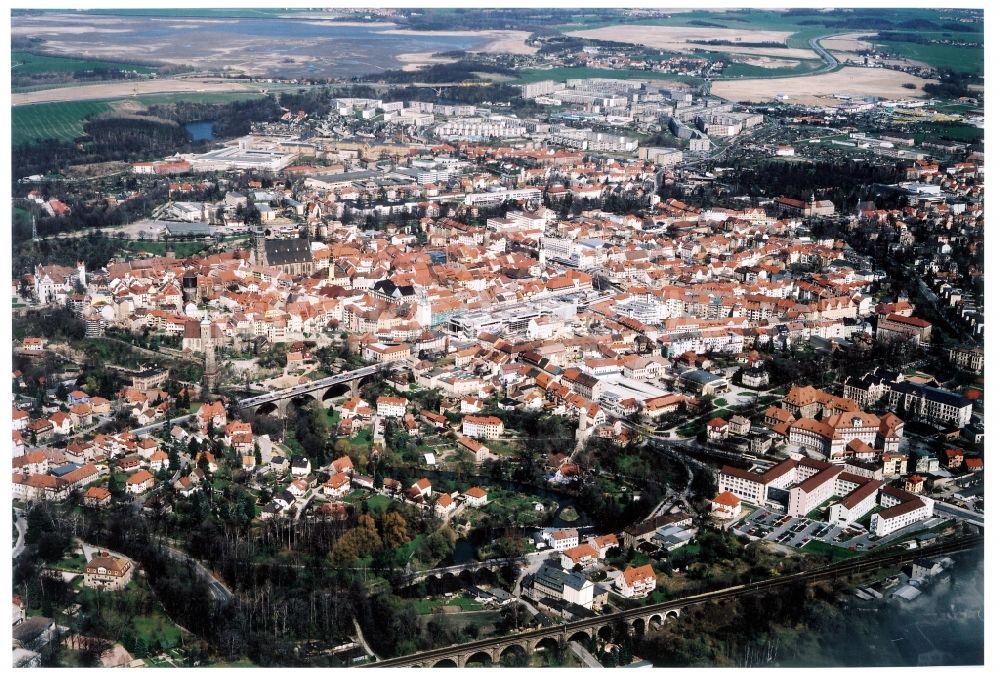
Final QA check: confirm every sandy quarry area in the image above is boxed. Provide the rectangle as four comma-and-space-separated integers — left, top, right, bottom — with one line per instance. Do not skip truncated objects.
11, 79, 263, 106
735, 56, 804, 69
566, 25, 817, 60
378, 29, 538, 55
820, 32, 878, 53
711, 66, 937, 106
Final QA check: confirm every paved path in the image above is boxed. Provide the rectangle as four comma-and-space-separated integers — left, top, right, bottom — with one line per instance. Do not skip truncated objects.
353, 617, 381, 662
569, 640, 603, 668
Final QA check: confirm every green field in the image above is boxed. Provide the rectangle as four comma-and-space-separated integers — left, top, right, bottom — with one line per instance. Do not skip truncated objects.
720, 59, 825, 79
912, 122, 984, 144
12, 100, 111, 145
132, 91, 268, 106
870, 38, 983, 75
12, 51, 156, 76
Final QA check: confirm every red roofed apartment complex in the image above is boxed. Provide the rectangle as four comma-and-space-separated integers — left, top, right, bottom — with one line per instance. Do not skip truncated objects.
876, 314, 932, 345
462, 415, 504, 439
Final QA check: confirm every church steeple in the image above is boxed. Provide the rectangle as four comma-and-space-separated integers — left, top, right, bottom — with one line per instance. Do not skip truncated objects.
416, 287, 431, 327
201, 311, 218, 395
253, 226, 267, 266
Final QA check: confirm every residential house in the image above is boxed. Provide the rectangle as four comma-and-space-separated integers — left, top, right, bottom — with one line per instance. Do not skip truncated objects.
463, 486, 488, 507
125, 470, 155, 495
615, 564, 657, 598
83, 554, 134, 591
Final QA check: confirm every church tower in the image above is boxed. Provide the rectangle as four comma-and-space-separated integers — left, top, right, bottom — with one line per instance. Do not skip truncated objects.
416, 287, 432, 328
76, 260, 86, 290
202, 312, 219, 394
253, 226, 267, 266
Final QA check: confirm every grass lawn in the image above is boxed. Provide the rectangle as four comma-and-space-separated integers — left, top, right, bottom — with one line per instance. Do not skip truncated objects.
53, 554, 88, 571
485, 437, 522, 457
713, 397, 728, 407
806, 497, 841, 521
348, 430, 373, 446
133, 612, 185, 650
344, 488, 369, 503
801, 539, 858, 562
364, 494, 392, 513
669, 542, 702, 559
319, 407, 341, 429
337, 429, 373, 457
413, 595, 484, 615
396, 533, 426, 564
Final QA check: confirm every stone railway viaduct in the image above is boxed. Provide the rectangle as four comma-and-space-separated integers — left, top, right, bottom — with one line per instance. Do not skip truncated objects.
367, 535, 982, 667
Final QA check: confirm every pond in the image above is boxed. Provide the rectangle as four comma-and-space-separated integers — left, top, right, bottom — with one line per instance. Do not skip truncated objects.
184, 120, 217, 142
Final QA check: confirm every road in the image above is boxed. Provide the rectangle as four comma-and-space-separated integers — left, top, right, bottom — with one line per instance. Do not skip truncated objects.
13, 509, 27, 559
132, 413, 195, 438
933, 501, 984, 525
809, 34, 841, 72
162, 544, 233, 604
237, 363, 385, 409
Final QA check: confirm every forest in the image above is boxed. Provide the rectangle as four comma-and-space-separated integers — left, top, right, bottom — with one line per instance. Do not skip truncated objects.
142, 96, 283, 139
723, 159, 907, 211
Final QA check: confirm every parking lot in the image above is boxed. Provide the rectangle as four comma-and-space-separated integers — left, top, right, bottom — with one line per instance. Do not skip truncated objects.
733, 507, 886, 552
